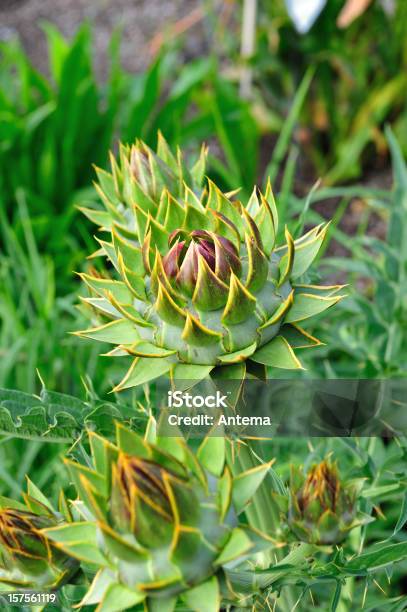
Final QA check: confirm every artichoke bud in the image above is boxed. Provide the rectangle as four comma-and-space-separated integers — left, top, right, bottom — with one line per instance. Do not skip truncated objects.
57, 427, 276, 607
130, 143, 177, 199
0, 509, 74, 581
78, 135, 343, 387
162, 229, 240, 297
288, 460, 357, 545
110, 453, 196, 549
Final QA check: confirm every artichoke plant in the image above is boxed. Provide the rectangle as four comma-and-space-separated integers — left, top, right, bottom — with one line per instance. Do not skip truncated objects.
288, 459, 364, 544
76, 135, 344, 389
0, 486, 79, 590
42, 423, 274, 611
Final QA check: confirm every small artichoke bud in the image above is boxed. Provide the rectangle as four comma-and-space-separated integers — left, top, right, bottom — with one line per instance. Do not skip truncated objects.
162, 229, 241, 296
0, 509, 77, 585
130, 143, 177, 199
110, 453, 198, 549
288, 460, 357, 545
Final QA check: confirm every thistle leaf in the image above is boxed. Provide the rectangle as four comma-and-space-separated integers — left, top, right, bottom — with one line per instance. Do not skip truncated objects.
163, 192, 186, 234
74, 320, 140, 344
260, 291, 294, 330
182, 577, 220, 612
190, 143, 208, 186
279, 323, 323, 348
251, 336, 303, 369
112, 229, 144, 276
183, 202, 214, 232
25, 478, 55, 513
171, 363, 214, 382
278, 227, 295, 287
124, 341, 177, 358
42, 523, 108, 566
116, 255, 147, 301
210, 210, 240, 249
222, 273, 257, 325
116, 423, 150, 456
113, 357, 172, 391
217, 343, 257, 364
78, 568, 116, 607
155, 282, 187, 326
285, 293, 344, 323
197, 437, 225, 476
78, 206, 114, 229
147, 595, 177, 612
208, 180, 245, 238
182, 314, 223, 347
232, 461, 272, 513
80, 273, 133, 303
98, 582, 145, 612
265, 178, 279, 233
193, 256, 229, 311
244, 233, 268, 293
214, 528, 252, 566
95, 166, 120, 204
290, 223, 328, 279
254, 195, 276, 256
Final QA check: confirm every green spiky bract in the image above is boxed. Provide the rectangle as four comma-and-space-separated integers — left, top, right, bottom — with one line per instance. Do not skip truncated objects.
76, 135, 344, 390
0, 482, 79, 590
42, 422, 274, 611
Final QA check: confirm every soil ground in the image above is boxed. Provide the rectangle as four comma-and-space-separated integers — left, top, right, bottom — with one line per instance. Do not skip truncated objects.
0, 0, 202, 76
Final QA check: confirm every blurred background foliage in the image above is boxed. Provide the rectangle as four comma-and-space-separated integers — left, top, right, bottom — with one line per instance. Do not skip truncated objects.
0, 0, 406, 395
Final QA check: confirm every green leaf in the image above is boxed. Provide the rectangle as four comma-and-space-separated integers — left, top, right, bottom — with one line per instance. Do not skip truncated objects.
26, 477, 55, 512
147, 596, 177, 612
182, 314, 222, 347
80, 273, 133, 302
197, 437, 225, 476
75, 319, 140, 344
218, 343, 257, 364
291, 224, 328, 279
0, 496, 27, 511
42, 521, 96, 543
215, 528, 252, 566
116, 423, 149, 456
285, 293, 342, 323
330, 581, 342, 612
232, 461, 272, 513
251, 336, 303, 369
393, 491, 407, 535
222, 273, 257, 325
264, 67, 314, 185
113, 357, 172, 391
182, 577, 220, 612
126, 341, 177, 358
78, 206, 114, 228
346, 542, 407, 572
361, 483, 400, 498
42, 522, 108, 565
41, 22, 69, 83
279, 324, 321, 348
79, 568, 115, 606
171, 364, 214, 383
98, 583, 145, 612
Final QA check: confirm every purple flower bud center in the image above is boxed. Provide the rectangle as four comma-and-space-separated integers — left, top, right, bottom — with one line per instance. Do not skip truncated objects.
162, 229, 240, 291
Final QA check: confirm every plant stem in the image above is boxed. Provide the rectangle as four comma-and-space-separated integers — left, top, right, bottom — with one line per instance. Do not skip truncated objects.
227, 440, 297, 610
240, 0, 257, 99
